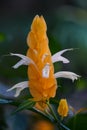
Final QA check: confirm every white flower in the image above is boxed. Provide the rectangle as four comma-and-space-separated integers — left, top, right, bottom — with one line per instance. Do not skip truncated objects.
7, 49, 80, 97
54, 71, 81, 82
10, 53, 35, 69
52, 48, 73, 63
7, 81, 28, 97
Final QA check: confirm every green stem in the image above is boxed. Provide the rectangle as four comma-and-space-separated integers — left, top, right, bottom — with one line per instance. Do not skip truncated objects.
46, 101, 58, 122
46, 101, 62, 130
30, 107, 54, 122
0, 98, 70, 130
46, 101, 71, 130
44, 109, 54, 121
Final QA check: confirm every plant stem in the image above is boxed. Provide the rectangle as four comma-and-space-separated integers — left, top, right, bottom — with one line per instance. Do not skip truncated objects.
0, 98, 70, 130
46, 101, 58, 122
46, 101, 71, 130
46, 101, 63, 130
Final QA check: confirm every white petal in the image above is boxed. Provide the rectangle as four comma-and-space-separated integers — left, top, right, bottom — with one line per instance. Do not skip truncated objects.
12, 59, 27, 69
54, 71, 80, 82
52, 48, 73, 63
10, 53, 35, 68
7, 81, 28, 97
42, 53, 49, 62
42, 63, 50, 78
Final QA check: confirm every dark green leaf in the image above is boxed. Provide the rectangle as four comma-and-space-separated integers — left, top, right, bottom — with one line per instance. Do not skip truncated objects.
12, 99, 35, 114
67, 113, 87, 130
0, 98, 13, 104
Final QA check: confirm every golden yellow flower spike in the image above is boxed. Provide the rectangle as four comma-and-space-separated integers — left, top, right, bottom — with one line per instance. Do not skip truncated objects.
26, 15, 57, 108
7, 15, 80, 111
58, 99, 69, 118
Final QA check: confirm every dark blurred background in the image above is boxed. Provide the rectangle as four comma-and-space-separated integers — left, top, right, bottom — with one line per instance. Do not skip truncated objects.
0, 0, 87, 130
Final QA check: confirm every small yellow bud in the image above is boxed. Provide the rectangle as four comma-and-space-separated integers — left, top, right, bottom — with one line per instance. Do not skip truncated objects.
58, 99, 69, 117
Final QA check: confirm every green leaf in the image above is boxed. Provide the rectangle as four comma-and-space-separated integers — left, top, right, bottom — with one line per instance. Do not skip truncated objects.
0, 98, 13, 104
67, 113, 87, 130
12, 99, 35, 114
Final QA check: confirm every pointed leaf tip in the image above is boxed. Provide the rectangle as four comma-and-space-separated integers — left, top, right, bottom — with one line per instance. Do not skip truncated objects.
12, 99, 36, 114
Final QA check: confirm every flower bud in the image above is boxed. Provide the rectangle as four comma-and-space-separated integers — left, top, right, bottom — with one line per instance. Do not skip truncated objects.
58, 99, 69, 117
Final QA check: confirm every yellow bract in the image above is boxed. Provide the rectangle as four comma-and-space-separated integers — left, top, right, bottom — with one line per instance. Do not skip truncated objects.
26, 15, 57, 108
58, 99, 69, 117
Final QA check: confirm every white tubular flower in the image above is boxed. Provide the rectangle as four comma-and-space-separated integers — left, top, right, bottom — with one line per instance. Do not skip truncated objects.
8, 49, 80, 98
54, 71, 81, 82
10, 53, 35, 69
52, 48, 73, 64
7, 81, 28, 97
42, 63, 50, 78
